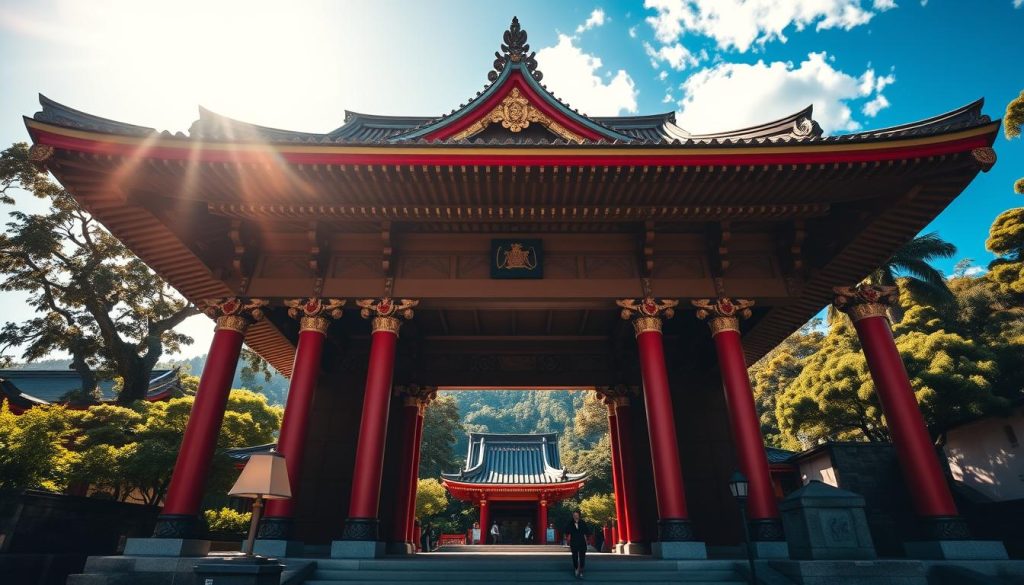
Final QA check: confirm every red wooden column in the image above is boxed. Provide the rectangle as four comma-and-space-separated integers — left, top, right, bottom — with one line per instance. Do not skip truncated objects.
834, 285, 968, 539
154, 298, 266, 539
597, 388, 628, 548
538, 498, 548, 544
260, 298, 344, 541
405, 391, 431, 546
694, 297, 785, 543
612, 392, 646, 549
479, 497, 490, 545
342, 298, 418, 543
616, 298, 696, 543
389, 390, 421, 552
391, 385, 435, 551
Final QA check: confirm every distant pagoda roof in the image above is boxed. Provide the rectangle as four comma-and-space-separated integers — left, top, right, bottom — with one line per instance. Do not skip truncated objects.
0, 368, 184, 413
441, 432, 586, 485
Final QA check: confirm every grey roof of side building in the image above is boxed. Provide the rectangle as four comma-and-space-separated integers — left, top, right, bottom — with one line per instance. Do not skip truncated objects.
440, 432, 586, 485
32, 93, 991, 147
0, 368, 182, 405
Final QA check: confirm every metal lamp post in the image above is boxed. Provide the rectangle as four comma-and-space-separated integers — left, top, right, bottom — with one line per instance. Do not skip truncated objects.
728, 471, 757, 585
228, 450, 292, 557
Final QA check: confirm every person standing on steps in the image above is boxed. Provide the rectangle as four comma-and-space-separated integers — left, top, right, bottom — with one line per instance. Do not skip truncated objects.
524, 521, 533, 544
490, 520, 502, 544
563, 510, 592, 579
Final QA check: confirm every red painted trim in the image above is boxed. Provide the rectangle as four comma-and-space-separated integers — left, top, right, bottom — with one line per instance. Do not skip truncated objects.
29, 128, 996, 169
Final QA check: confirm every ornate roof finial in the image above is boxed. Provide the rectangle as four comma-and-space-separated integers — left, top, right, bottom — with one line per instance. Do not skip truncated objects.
489, 16, 542, 83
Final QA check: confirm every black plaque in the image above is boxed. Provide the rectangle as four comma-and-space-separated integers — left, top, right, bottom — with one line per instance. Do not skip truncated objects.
491, 239, 543, 279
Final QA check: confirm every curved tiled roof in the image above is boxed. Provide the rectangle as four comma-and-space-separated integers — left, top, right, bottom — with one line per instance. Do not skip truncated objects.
0, 368, 183, 410
441, 432, 586, 485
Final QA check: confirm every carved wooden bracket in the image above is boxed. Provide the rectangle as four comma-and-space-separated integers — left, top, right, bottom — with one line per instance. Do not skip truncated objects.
642, 220, 656, 277
228, 219, 259, 291
778, 220, 807, 275
381, 221, 393, 276
707, 221, 731, 275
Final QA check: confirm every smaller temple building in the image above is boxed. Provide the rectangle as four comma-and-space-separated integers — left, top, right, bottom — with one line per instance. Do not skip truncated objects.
441, 433, 585, 544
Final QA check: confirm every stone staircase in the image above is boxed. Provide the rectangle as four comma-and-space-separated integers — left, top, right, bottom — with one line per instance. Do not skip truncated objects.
301, 554, 752, 585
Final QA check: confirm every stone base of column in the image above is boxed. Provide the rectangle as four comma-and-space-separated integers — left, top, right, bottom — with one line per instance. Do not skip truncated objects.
622, 542, 649, 555
904, 540, 1009, 560
330, 540, 386, 558
751, 541, 790, 559
122, 537, 210, 557
253, 539, 304, 557
386, 542, 415, 555
651, 541, 707, 559
257, 516, 293, 540
341, 517, 379, 541
657, 518, 696, 541
750, 518, 786, 541
151, 514, 198, 539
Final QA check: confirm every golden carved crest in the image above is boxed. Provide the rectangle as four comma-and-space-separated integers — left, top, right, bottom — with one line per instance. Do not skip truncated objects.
451, 88, 584, 144
616, 297, 678, 336
832, 284, 899, 322
200, 297, 268, 333
692, 297, 754, 336
496, 242, 537, 270
356, 297, 418, 335
284, 298, 345, 333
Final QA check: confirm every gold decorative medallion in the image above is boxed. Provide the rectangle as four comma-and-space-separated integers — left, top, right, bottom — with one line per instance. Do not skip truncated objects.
832, 284, 899, 322
394, 384, 438, 411
692, 297, 754, 337
971, 147, 997, 171
284, 298, 346, 334
201, 297, 268, 333
451, 88, 585, 144
28, 144, 55, 164
616, 297, 679, 337
356, 297, 418, 336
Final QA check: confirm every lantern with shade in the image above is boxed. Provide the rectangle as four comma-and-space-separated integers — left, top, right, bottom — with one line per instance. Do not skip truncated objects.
228, 450, 292, 557
728, 471, 756, 585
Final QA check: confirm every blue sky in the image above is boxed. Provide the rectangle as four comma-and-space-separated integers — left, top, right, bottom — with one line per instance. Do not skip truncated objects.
0, 0, 1022, 359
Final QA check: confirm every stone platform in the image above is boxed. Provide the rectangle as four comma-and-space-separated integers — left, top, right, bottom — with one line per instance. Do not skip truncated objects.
63, 551, 1024, 585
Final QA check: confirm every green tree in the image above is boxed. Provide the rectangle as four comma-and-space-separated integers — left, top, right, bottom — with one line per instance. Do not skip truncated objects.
0, 142, 198, 402
749, 319, 825, 447
986, 208, 1024, 300
415, 478, 449, 521
1005, 89, 1024, 193
419, 394, 464, 478
578, 493, 616, 527
0, 403, 77, 491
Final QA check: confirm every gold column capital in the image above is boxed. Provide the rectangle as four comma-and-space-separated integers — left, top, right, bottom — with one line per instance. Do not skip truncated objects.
594, 385, 638, 409
692, 297, 754, 337
202, 297, 268, 334
832, 284, 898, 322
616, 297, 678, 337
394, 384, 438, 410
284, 297, 346, 334
356, 298, 418, 336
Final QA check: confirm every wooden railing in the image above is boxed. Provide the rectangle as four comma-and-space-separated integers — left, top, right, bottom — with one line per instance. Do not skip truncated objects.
439, 533, 467, 546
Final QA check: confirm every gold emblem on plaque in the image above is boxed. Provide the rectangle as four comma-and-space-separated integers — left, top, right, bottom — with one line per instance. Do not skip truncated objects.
496, 242, 538, 270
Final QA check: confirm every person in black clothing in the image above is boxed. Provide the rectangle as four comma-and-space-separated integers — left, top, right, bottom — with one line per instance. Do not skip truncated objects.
563, 510, 592, 578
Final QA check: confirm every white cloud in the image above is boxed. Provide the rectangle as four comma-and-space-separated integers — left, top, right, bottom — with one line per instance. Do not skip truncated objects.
862, 94, 889, 116
662, 93, 674, 103
920, 0, 928, 5
576, 8, 608, 33
658, 70, 669, 80
643, 0, 897, 52
965, 266, 986, 276
1015, 0, 1022, 8
536, 34, 639, 116
629, 25, 638, 37
644, 41, 702, 70
675, 52, 894, 134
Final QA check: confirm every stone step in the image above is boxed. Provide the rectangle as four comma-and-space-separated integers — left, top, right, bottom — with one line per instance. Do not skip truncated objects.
311, 569, 740, 581
305, 581, 743, 585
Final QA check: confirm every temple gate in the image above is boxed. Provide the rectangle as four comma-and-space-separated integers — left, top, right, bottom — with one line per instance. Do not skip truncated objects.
22, 16, 1003, 560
